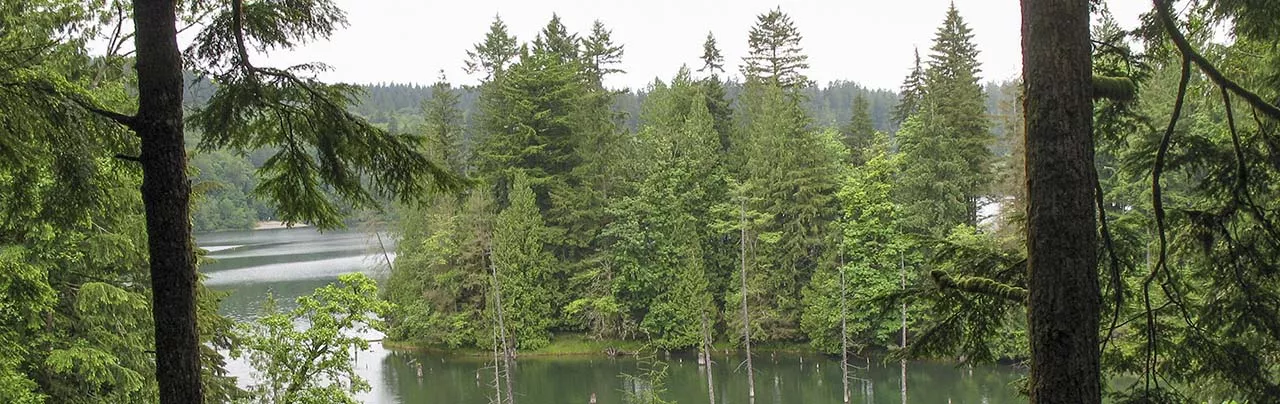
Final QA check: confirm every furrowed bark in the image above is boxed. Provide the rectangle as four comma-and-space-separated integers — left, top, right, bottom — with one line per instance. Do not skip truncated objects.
1021, 0, 1101, 403
132, 0, 203, 402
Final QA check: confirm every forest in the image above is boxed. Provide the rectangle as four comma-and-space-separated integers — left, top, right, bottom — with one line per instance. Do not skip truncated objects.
2, 0, 1280, 403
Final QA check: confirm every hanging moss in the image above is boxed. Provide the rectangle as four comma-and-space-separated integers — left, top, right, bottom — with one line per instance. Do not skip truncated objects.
1092, 75, 1137, 101
930, 269, 1028, 304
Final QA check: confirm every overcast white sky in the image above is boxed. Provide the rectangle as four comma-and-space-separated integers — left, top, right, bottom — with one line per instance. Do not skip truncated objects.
260, 0, 1153, 91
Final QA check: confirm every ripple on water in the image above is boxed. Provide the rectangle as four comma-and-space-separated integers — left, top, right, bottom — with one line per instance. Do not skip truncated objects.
203, 253, 395, 286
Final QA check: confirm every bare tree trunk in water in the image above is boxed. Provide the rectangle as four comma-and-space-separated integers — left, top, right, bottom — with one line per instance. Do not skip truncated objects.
488, 250, 516, 404
739, 200, 756, 400
840, 263, 850, 404
900, 253, 907, 404
491, 323, 503, 404
701, 311, 716, 404
132, 1, 202, 402
1021, 0, 1101, 403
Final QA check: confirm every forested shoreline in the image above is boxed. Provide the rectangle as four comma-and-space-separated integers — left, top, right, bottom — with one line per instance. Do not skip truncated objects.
378, 5, 1024, 356
5, 0, 1280, 402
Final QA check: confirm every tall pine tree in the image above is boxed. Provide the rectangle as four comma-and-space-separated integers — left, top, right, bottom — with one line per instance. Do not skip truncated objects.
891, 48, 926, 127
741, 8, 812, 91
921, 3, 991, 227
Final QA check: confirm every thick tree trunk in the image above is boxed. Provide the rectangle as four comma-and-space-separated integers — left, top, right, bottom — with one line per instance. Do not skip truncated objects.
132, 0, 202, 403
1021, 0, 1100, 403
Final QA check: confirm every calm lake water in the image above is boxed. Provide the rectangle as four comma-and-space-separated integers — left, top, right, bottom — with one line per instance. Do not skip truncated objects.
197, 227, 1027, 403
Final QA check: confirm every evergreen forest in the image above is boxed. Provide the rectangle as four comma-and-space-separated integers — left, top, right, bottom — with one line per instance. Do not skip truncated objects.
3, 0, 1280, 403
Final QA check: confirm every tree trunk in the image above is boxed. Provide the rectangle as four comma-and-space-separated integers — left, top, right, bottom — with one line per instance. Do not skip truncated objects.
739, 200, 755, 400
899, 253, 907, 404
132, 0, 203, 403
839, 264, 849, 404
489, 249, 516, 404
1021, 0, 1101, 403
701, 311, 716, 404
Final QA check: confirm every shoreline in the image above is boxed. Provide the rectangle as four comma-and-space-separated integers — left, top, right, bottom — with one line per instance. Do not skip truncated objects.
381, 334, 823, 358
253, 220, 309, 230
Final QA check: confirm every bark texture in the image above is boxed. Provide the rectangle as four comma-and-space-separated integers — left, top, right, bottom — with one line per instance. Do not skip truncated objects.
133, 0, 203, 402
1021, 0, 1101, 403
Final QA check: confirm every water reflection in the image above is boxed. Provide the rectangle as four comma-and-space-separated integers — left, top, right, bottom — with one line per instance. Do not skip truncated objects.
197, 227, 1027, 404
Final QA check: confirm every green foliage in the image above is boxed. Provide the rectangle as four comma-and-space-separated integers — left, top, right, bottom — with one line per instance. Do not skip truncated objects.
892, 49, 926, 126
477, 49, 584, 207
383, 191, 493, 348
697, 32, 725, 75
532, 14, 579, 62
905, 226, 1028, 363
235, 273, 390, 404
802, 135, 903, 352
606, 70, 724, 348
465, 16, 520, 80
729, 77, 846, 341
1, 3, 243, 399
742, 7, 811, 90
191, 150, 273, 232
841, 94, 876, 163
365, 9, 1280, 404
492, 173, 557, 349
187, 0, 462, 230
893, 113, 972, 235
420, 74, 468, 174
912, 3, 993, 230
581, 21, 625, 85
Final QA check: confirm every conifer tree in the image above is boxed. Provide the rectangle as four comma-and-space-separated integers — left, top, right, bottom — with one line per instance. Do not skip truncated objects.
422, 72, 467, 174
492, 172, 557, 349
891, 49, 926, 126
699, 32, 726, 75
557, 19, 630, 332
532, 14, 579, 62
802, 132, 903, 353
465, 16, 520, 81
605, 70, 724, 347
697, 32, 735, 152
7, 1, 464, 401
842, 93, 876, 163
582, 21, 625, 86
920, 3, 991, 226
477, 49, 584, 209
891, 4, 992, 234
736, 81, 845, 340
1023, 0, 1097, 402
742, 8, 812, 90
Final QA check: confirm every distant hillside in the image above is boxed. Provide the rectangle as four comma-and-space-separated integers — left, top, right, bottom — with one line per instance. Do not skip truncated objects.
354, 80, 901, 134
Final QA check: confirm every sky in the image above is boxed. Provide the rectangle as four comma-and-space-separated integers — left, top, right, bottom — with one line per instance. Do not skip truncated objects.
260, 0, 1154, 91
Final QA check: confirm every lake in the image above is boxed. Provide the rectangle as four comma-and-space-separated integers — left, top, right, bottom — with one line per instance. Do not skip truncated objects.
197, 227, 1027, 403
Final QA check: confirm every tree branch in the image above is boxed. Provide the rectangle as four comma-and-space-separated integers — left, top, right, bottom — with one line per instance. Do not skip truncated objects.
1092, 75, 1136, 101
69, 96, 136, 129
114, 153, 142, 163
930, 270, 1027, 304
1153, 0, 1280, 121
1141, 54, 1191, 393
